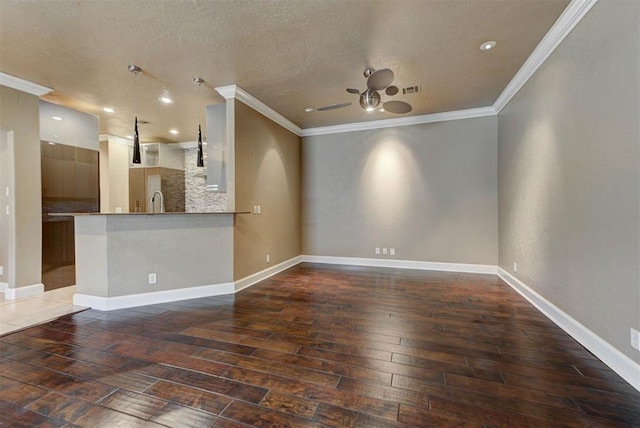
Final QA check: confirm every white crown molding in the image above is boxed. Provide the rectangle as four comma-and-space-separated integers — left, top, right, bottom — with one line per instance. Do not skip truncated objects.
215, 85, 303, 136
99, 133, 133, 146
302, 255, 497, 275
497, 268, 639, 392
493, 0, 599, 112
300, 106, 497, 137
215, 85, 237, 100
171, 140, 199, 149
0, 72, 52, 96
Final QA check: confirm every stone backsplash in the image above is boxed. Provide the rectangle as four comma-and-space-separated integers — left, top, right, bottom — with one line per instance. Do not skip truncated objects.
185, 147, 227, 212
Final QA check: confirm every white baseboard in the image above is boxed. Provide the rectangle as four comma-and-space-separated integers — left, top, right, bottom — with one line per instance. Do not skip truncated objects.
234, 256, 303, 293
75, 255, 305, 311
301, 255, 497, 275
74, 282, 235, 311
497, 267, 640, 392
3, 283, 44, 300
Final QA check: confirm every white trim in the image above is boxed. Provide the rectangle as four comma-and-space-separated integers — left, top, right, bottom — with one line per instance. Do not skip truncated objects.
0, 72, 52, 96
497, 268, 640, 392
99, 134, 133, 147
301, 106, 497, 137
73, 255, 304, 311
215, 85, 303, 136
234, 256, 303, 293
4, 283, 44, 300
302, 255, 497, 275
74, 282, 235, 311
0, 282, 7, 294
493, 0, 599, 112
215, 85, 238, 100
170, 141, 199, 149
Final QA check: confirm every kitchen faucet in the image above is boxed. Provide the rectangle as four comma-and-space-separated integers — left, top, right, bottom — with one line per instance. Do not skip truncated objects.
150, 191, 165, 213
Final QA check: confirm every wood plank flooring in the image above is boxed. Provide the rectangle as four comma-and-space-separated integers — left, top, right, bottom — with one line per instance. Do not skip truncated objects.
1, 263, 638, 427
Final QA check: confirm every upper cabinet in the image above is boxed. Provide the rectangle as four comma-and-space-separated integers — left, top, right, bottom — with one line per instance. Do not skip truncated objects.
41, 142, 99, 199
206, 103, 227, 192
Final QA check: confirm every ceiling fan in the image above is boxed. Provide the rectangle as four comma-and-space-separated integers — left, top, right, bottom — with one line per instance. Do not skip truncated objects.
317, 68, 413, 114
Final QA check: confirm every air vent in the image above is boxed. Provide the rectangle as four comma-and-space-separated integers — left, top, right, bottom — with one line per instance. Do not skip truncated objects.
402, 85, 421, 95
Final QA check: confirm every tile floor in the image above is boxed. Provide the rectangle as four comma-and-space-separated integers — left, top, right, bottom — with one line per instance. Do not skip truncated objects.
0, 286, 86, 336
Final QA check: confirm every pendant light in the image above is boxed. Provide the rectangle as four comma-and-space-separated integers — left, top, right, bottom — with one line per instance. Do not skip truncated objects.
193, 76, 205, 167
129, 64, 142, 164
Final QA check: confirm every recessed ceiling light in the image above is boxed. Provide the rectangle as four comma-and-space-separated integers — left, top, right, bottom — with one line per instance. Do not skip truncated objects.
304, 107, 314, 112
52, 116, 62, 121
160, 90, 173, 104
169, 129, 179, 135
480, 40, 497, 51
103, 107, 114, 113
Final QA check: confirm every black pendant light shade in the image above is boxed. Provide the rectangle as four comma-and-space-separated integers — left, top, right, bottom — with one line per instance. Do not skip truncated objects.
129, 64, 143, 164
194, 76, 206, 168
132, 116, 141, 164
197, 124, 204, 167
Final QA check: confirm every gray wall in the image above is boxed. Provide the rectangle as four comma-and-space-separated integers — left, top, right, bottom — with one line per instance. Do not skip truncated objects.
0, 86, 42, 289
302, 116, 498, 265
233, 100, 302, 281
498, 0, 639, 361
75, 214, 234, 298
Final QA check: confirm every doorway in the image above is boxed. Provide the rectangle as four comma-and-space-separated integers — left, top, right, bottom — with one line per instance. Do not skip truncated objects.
41, 141, 99, 291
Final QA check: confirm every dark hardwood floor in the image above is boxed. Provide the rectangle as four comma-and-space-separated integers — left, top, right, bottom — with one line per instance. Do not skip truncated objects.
1, 263, 638, 427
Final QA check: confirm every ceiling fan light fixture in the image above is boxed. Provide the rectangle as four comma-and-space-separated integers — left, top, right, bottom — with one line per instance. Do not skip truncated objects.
359, 89, 380, 111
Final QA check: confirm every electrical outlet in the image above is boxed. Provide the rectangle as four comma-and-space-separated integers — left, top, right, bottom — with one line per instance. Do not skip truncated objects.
513, 262, 518, 273
631, 328, 640, 351
390, 248, 396, 256
266, 254, 270, 263
375, 247, 380, 255
148, 273, 157, 284
382, 248, 388, 255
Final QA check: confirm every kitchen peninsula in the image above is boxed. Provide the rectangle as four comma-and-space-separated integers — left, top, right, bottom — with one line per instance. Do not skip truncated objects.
53, 212, 248, 310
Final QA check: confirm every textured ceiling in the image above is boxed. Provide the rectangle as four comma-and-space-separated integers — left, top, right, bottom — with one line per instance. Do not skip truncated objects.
0, 0, 570, 143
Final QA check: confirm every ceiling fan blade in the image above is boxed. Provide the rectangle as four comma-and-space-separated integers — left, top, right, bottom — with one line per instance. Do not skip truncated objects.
385, 85, 399, 96
383, 100, 412, 114
317, 102, 352, 111
346, 88, 360, 94
367, 68, 394, 90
